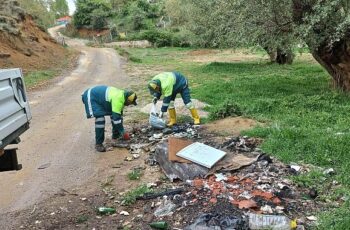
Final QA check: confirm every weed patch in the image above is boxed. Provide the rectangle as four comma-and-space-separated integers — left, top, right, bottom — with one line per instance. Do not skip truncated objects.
127, 169, 142, 180
121, 185, 152, 205
209, 99, 242, 120
24, 70, 55, 88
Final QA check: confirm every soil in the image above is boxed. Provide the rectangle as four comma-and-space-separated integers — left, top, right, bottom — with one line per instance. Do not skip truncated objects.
204, 117, 261, 136
0, 15, 68, 73
0, 24, 154, 229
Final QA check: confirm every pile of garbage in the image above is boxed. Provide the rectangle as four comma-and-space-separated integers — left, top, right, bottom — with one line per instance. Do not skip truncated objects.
107, 123, 337, 229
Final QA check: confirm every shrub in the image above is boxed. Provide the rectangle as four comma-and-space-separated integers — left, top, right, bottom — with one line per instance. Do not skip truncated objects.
139, 29, 172, 47
172, 29, 195, 47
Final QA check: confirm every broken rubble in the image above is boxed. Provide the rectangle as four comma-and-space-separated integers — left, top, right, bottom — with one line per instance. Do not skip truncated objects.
154, 198, 176, 217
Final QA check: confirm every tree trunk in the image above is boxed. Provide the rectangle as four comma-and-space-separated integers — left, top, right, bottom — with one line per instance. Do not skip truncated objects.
263, 46, 277, 62
311, 40, 350, 91
263, 47, 294, 64
276, 48, 294, 64
292, 0, 350, 91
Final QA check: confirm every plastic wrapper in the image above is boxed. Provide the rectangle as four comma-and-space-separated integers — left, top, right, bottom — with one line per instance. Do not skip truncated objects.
149, 104, 165, 129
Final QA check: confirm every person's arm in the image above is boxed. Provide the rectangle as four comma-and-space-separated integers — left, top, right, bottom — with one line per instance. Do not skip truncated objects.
111, 99, 125, 137
160, 84, 173, 112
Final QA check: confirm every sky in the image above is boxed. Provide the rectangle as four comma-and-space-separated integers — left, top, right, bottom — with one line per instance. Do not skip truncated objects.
67, 0, 76, 15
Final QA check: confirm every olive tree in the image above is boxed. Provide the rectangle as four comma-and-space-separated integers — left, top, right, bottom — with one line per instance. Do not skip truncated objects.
292, 0, 350, 90
176, 0, 297, 63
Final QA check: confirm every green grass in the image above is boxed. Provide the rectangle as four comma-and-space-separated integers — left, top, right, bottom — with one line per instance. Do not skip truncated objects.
127, 168, 142, 180
24, 70, 56, 88
121, 185, 152, 205
76, 215, 88, 223
123, 47, 350, 229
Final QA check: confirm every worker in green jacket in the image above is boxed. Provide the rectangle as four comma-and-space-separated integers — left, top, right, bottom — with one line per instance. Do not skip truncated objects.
82, 86, 137, 152
148, 72, 200, 126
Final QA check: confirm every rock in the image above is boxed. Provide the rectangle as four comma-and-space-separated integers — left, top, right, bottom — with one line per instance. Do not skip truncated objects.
306, 216, 317, 221
323, 168, 335, 175
132, 154, 140, 159
125, 156, 133, 161
120, 211, 130, 216
308, 188, 318, 199
0, 53, 11, 58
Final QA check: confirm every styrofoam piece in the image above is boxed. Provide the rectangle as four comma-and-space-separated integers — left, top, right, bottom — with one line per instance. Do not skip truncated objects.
176, 142, 226, 168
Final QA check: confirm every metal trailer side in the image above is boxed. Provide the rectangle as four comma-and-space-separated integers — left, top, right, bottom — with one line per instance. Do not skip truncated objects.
0, 68, 32, 171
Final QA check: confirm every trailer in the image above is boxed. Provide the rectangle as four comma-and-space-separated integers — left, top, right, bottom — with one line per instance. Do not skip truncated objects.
0, 68, 31, 171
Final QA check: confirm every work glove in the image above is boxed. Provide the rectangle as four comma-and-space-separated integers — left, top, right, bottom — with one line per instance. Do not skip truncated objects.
158, 112, 164, 118
122, 132, 130, 141
152, 97, 158, 104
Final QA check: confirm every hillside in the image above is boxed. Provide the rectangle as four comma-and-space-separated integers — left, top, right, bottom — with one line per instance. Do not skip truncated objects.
0, 0, 67, 72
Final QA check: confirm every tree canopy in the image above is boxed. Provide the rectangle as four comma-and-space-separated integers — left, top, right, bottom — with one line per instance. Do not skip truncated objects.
73, 0, 112, 29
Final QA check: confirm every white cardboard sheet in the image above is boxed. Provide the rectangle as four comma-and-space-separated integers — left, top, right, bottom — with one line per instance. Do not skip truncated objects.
176, 142, 226, 168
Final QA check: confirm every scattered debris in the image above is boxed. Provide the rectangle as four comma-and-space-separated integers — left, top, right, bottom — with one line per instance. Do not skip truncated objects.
120, 211, 130, 216
37, 163, 51, 170
149, 221, 169, 229
323, 168, 335, 175
306, 216, 317, 221
97, 207, 116, 215
290, 164, 301, 174
249, 213, 296, 230
149, 104, 166, 129
154, 198, 176, 217
139, 188, 184, 200
184, 213, 248, 230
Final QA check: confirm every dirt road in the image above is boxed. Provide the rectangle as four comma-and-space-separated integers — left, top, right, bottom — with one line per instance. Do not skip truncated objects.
0, 26, 130, 224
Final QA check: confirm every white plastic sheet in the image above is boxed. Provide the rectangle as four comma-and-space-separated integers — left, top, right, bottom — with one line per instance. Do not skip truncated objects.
176, 142, 227, 168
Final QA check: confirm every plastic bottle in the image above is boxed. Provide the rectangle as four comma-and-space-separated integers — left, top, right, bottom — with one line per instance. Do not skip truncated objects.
149, 221, 168, 229
97, 207, 116, 214
249, 213, 297, 230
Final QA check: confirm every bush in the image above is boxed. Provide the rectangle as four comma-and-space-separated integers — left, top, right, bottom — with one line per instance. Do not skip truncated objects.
139, 29, 172, 47
172, 29, 195, 47
209, 99, 242, 120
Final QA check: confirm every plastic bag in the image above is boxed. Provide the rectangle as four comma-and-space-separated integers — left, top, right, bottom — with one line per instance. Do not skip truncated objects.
149, 104, 165, 129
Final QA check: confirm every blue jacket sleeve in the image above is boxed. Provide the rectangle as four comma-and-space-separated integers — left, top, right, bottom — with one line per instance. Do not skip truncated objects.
161, 96, 172, 112
111, 112, 124, 135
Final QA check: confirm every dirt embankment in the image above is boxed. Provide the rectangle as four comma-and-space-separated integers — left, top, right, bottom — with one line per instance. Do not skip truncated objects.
0, 0, 68, 72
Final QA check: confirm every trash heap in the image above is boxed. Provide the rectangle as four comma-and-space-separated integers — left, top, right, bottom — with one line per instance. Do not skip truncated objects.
113, 124, 333, 229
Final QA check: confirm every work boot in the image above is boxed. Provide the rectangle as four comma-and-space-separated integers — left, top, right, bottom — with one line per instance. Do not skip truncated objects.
95, 144, 106, 152
190, 108, 200, 125
167, 108, 177, 127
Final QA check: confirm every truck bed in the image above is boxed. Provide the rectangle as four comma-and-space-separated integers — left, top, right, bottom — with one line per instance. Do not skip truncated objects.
0, 68, 31, 149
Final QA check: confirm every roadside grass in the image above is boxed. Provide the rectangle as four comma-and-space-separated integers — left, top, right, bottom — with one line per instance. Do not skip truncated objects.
24, 70, 55, 88
24, 49, 78, 89
123, 47, 350, 229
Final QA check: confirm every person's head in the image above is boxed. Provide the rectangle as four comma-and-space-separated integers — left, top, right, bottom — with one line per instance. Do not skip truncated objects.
124, 90, 138, 106
148, 80, 161, 93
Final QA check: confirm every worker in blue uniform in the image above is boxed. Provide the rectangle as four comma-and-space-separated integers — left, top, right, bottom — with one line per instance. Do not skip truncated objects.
148, 72, 200, 126
82, 86, 137, 152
